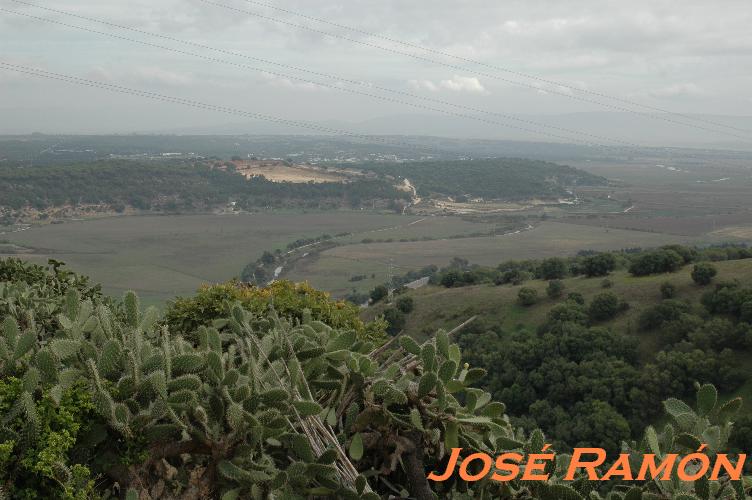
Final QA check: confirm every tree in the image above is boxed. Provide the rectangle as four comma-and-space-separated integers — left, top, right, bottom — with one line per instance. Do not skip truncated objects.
546, 279, 565, 299
567, 292, 585, 305
260, 250, 276, 265
692, 262, 717, 285
440, 269, 462, 287
370, 284, 388, 303
660, 281, 677, 299
546, 302, 588, 327
629, 249, 684, 276
741, 301, 752, 324
517, 287, 538, 306
639, 299, 692, 331
396, 295, 414, 314
582, 253, 616, 277
568, 400, 632, 453
383, 307, 406, 335
588, 291, 620, 321
539, 257, 567, 280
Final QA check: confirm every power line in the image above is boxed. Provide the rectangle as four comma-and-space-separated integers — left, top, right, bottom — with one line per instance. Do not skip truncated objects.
2, 6, 739, 171
3, 3, 646, 151
194, 0, 752, 142
237, 0, 752, 136
0, 61, 448, 155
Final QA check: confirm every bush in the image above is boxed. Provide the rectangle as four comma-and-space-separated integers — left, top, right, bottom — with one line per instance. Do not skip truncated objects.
582, 253, 616, 277
588, 291, 621, 321
629, 249, 684, 276
567, 292, 585, 305
639, 299, 692, 330
517, 287, 538, 306
546, 302, 589, 326
370, 284, 388, 303
660, 281, 676, 299
546, 279, 565, 299
539, 257, 567, 280
741, 301, 752, 324
691, 262, 717, 286
383, 307, 406, 335
166, 280, 386, 342
395, 295, 414, 314
494, 268, 531, 286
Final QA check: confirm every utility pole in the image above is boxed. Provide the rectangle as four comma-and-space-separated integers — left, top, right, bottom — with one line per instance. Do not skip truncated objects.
387, 258, 394, 303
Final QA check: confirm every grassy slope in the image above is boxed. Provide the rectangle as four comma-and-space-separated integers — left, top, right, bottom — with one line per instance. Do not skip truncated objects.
363, 258, 752, 410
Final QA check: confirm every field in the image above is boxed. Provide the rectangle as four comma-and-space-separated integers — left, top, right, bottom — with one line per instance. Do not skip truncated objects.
1, 212, 418, 305
286, 220, 738, 296
4, 152, 752, 304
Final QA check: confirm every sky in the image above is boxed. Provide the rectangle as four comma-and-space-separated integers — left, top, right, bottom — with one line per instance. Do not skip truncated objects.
1, 0, 752, 145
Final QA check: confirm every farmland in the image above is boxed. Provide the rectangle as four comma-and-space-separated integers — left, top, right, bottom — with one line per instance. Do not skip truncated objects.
0, 211, 416, 304
285, 220, 738, 296
3, 146, 752, 303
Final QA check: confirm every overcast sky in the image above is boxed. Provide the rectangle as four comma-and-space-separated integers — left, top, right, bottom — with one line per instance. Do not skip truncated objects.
1, 0, 751, 143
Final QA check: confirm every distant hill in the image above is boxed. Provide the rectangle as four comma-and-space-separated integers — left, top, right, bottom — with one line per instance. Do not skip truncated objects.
0, 160, 409, 223
351, 158, 608, 200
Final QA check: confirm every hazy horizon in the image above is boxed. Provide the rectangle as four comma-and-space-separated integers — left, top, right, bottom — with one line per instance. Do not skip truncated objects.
2, 0, 752, 148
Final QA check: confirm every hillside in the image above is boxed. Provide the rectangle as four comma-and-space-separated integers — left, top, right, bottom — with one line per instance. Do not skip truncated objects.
1, 258, 750, 498
363, 252, 752, 455
364, 258, 752, 349
351, 158, 609, 200
0, 160, 408, 223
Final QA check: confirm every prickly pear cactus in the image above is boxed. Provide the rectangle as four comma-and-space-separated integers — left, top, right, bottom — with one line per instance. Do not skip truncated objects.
1, 265, 749, 499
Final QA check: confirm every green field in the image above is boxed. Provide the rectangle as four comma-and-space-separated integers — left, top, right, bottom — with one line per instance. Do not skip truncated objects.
288, 221, 738, 296
5, 214, 750, 304
1, 212, 420, 304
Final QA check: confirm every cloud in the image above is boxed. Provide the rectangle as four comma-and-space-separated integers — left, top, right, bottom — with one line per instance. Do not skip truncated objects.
82, 66, 194, 87
260, 72, 331, 92
649, 83, 704, 98
408, 76, 488, 94
408, 79, 439, 92
132, 66, 194, 86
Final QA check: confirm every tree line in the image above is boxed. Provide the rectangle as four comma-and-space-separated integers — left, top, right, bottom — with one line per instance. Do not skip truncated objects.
349, 158, 608, 200
0, 160, 410, 216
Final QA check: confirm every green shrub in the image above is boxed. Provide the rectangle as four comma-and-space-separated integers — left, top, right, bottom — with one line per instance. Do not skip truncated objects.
629, 249, 684, 276
382, 307, 406, 335
660, 281, 677, 299
369, 284, 388, 303
517, 287, 538, 306
639, 299, 692, 330
567, 291, 585, 305
581, 253, 616, 277
692, 262, 718, 286
538, 257, 567, 280
395, 295, 414, 314
588, 292, 621, 321
165, 280, 386, 342
546, 279, 565, 299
